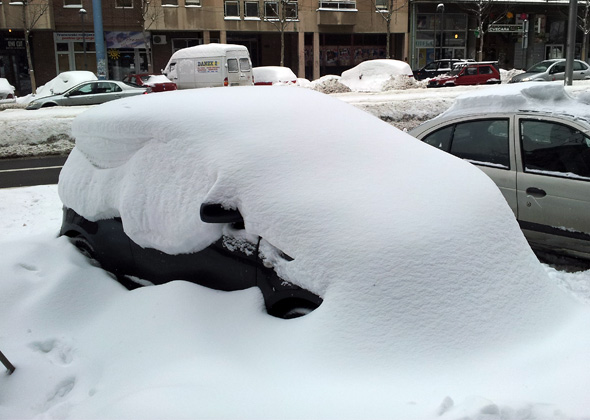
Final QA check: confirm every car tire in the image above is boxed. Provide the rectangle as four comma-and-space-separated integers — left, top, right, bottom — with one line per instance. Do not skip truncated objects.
267, 298, 320, 319
69, 235, 100, 267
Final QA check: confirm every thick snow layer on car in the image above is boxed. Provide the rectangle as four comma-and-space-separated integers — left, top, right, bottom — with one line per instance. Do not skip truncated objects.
253, 66, 297, 84
145, 74, 173, 85
167, 43, 248, 59
340, 59, 415, 91
59, 86, 585, 366
438, 81, 590, 120
35, 71, 98, 98
0, 77, 15, 96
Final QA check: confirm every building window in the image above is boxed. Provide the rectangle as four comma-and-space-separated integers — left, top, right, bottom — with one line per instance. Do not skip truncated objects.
375, 0, 387, 11
244, 1, 259, 18
285, 1, 297, 19
318, 0, 356, 10
225, 0, 240, 18
264, 1, 278, 18
185, 0, 201, 6
64, 0, 82, 7
172, 38, 202, 52
115, 0, 132, 8
162, 0, 178, 6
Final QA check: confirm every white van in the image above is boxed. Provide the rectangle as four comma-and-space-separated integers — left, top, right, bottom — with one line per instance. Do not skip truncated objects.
162, 44, 253, 89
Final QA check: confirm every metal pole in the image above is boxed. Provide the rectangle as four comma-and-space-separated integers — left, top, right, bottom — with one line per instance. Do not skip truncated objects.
92, 0, 107, 79
565, 0, 578, 85
437, 3, 445, 60
80, 8, 87, 70
0, 350, 15, 375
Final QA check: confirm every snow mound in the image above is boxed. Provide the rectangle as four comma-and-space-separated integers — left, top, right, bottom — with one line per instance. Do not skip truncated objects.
438, 81, 589, 119
311, 76, 351, 93
340, 59, 414, 92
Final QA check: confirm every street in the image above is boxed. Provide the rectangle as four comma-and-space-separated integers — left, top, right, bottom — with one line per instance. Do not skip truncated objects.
0, 155, 67, 189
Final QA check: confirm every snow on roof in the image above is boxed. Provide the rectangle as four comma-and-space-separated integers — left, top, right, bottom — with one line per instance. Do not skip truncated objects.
168, 43, 249, 60
0, 77, 15, 94
35, 71, 97, 98
59, 86, 579, 363
438, 81, 590, 120
252, 66, 297, 84
340, 59, 414, 92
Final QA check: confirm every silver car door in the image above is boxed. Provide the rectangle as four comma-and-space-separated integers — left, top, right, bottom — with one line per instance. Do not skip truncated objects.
516, 116, 590, 256
573, 61, 589, 80
64, 82, 95, 106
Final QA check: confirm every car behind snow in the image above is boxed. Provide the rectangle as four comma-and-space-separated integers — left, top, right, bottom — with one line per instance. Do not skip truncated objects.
26, 80, 147, 109
427, 61, 501, 87
122, 73, 177, 92
252, 66, 297, 85
508, 59, 590, 83
0, 78, 16, 103
410, 83, 590, 261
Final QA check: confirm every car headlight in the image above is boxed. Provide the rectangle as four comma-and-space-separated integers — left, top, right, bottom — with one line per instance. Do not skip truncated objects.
522, 77, 532, 82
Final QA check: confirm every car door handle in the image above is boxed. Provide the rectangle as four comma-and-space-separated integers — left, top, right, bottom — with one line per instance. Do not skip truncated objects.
526, 187, 546, 197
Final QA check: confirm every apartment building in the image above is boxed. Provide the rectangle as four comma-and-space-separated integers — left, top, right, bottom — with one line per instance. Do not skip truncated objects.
0, 0, 409, 95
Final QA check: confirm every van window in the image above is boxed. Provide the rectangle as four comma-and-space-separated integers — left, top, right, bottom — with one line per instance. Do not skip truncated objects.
239, 58, 251, 71
228, 58, 239, 72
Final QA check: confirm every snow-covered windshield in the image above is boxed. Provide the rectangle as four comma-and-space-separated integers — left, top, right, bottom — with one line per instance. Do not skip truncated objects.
527, 60, 558, 73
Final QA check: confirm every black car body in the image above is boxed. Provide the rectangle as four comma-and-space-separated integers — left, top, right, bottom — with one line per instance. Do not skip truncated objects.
60, 205, 322, 319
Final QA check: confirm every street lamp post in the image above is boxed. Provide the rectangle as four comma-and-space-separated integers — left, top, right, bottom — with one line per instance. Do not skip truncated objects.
437, 3, 445, 60
79, 8, 87, 70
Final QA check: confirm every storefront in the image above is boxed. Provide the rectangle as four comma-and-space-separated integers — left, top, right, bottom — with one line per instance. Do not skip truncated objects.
0, 33, 30, 96
105, 31, 150, 79
54, 32, 97, 74
412, 12, 468, 69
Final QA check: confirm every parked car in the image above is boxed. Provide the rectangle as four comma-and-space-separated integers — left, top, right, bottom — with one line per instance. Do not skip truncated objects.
340, 59, 414, 91
122, 73, 177, 92
0, 78, 15, 103
427, 61, 501, 87
252, 66, 297, 85
413, 59, 473, 81
26, 80, 147, 109
410, 83, 590, 260
508, 59, 590, 83
58, 86, 533, 324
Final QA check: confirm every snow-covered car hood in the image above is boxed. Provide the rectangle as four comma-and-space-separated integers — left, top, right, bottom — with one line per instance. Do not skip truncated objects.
59, 86, 581, 363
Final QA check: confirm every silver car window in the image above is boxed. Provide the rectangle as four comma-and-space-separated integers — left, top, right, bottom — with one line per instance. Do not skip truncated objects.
520, 120, 590, 178
422, 119, 510, 168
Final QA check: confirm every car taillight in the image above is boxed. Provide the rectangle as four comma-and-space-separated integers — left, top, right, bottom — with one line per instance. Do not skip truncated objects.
224, 77, 229, 87
7, 93, 14, 99
144, 87, 152, 94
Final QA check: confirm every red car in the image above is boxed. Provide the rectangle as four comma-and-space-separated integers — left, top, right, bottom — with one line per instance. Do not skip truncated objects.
427, 61, 501, 87
123, 73, 177, 92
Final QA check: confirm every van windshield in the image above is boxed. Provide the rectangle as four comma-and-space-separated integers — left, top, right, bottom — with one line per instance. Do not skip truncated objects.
239, 58, 251, 71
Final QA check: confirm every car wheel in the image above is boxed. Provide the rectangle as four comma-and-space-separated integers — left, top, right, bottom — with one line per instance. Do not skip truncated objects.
42, 103, 57, 108
268, 298, 320, 319
69, 235, 100, 266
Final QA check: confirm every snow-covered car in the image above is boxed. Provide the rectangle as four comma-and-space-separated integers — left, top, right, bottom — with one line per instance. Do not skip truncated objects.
122, 73, 177, 92
26, 80, 147, 110
252, 66, 297, 85
340, 59, 414, 91
410, 82, 590, 260
58, 86, 564, 326
508, 59, 590, 83
0, 78, 16, 103
412, 59, 474, 81
427, 61, 501, 87
34, 70, 98, 98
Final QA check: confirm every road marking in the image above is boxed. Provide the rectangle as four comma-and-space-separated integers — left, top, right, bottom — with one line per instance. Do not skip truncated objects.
0, 166, 63, 173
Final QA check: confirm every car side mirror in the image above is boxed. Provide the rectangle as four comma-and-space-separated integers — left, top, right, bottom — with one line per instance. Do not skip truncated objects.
200, 203, 244, 224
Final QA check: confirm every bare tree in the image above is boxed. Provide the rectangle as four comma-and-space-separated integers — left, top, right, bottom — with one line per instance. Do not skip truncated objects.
370, 0, 408, 59
14, 0, 49, 93
461, 0, 508, 61
578, 0, 590, 62
139, 0, 164, 73
263, 0, 298, 66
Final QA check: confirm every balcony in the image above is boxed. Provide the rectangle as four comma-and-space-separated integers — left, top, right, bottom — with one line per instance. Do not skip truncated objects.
317, 0, 357, 26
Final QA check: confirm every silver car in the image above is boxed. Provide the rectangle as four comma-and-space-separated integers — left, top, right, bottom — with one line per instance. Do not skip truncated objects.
26, 80, 147, 110
508, 59, 590, 83
410, 108, 590, 261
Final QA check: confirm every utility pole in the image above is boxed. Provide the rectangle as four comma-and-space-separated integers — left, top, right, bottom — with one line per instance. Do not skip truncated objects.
565, 0, 578, 85
92, 0, 107, 79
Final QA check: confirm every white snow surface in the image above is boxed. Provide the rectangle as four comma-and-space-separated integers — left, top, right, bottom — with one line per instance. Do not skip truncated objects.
340, 59, 415, 92
439, 81, 590, 120
145, 74, 173, 85
2, 81, 590, 420
252, 66, 297, 84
